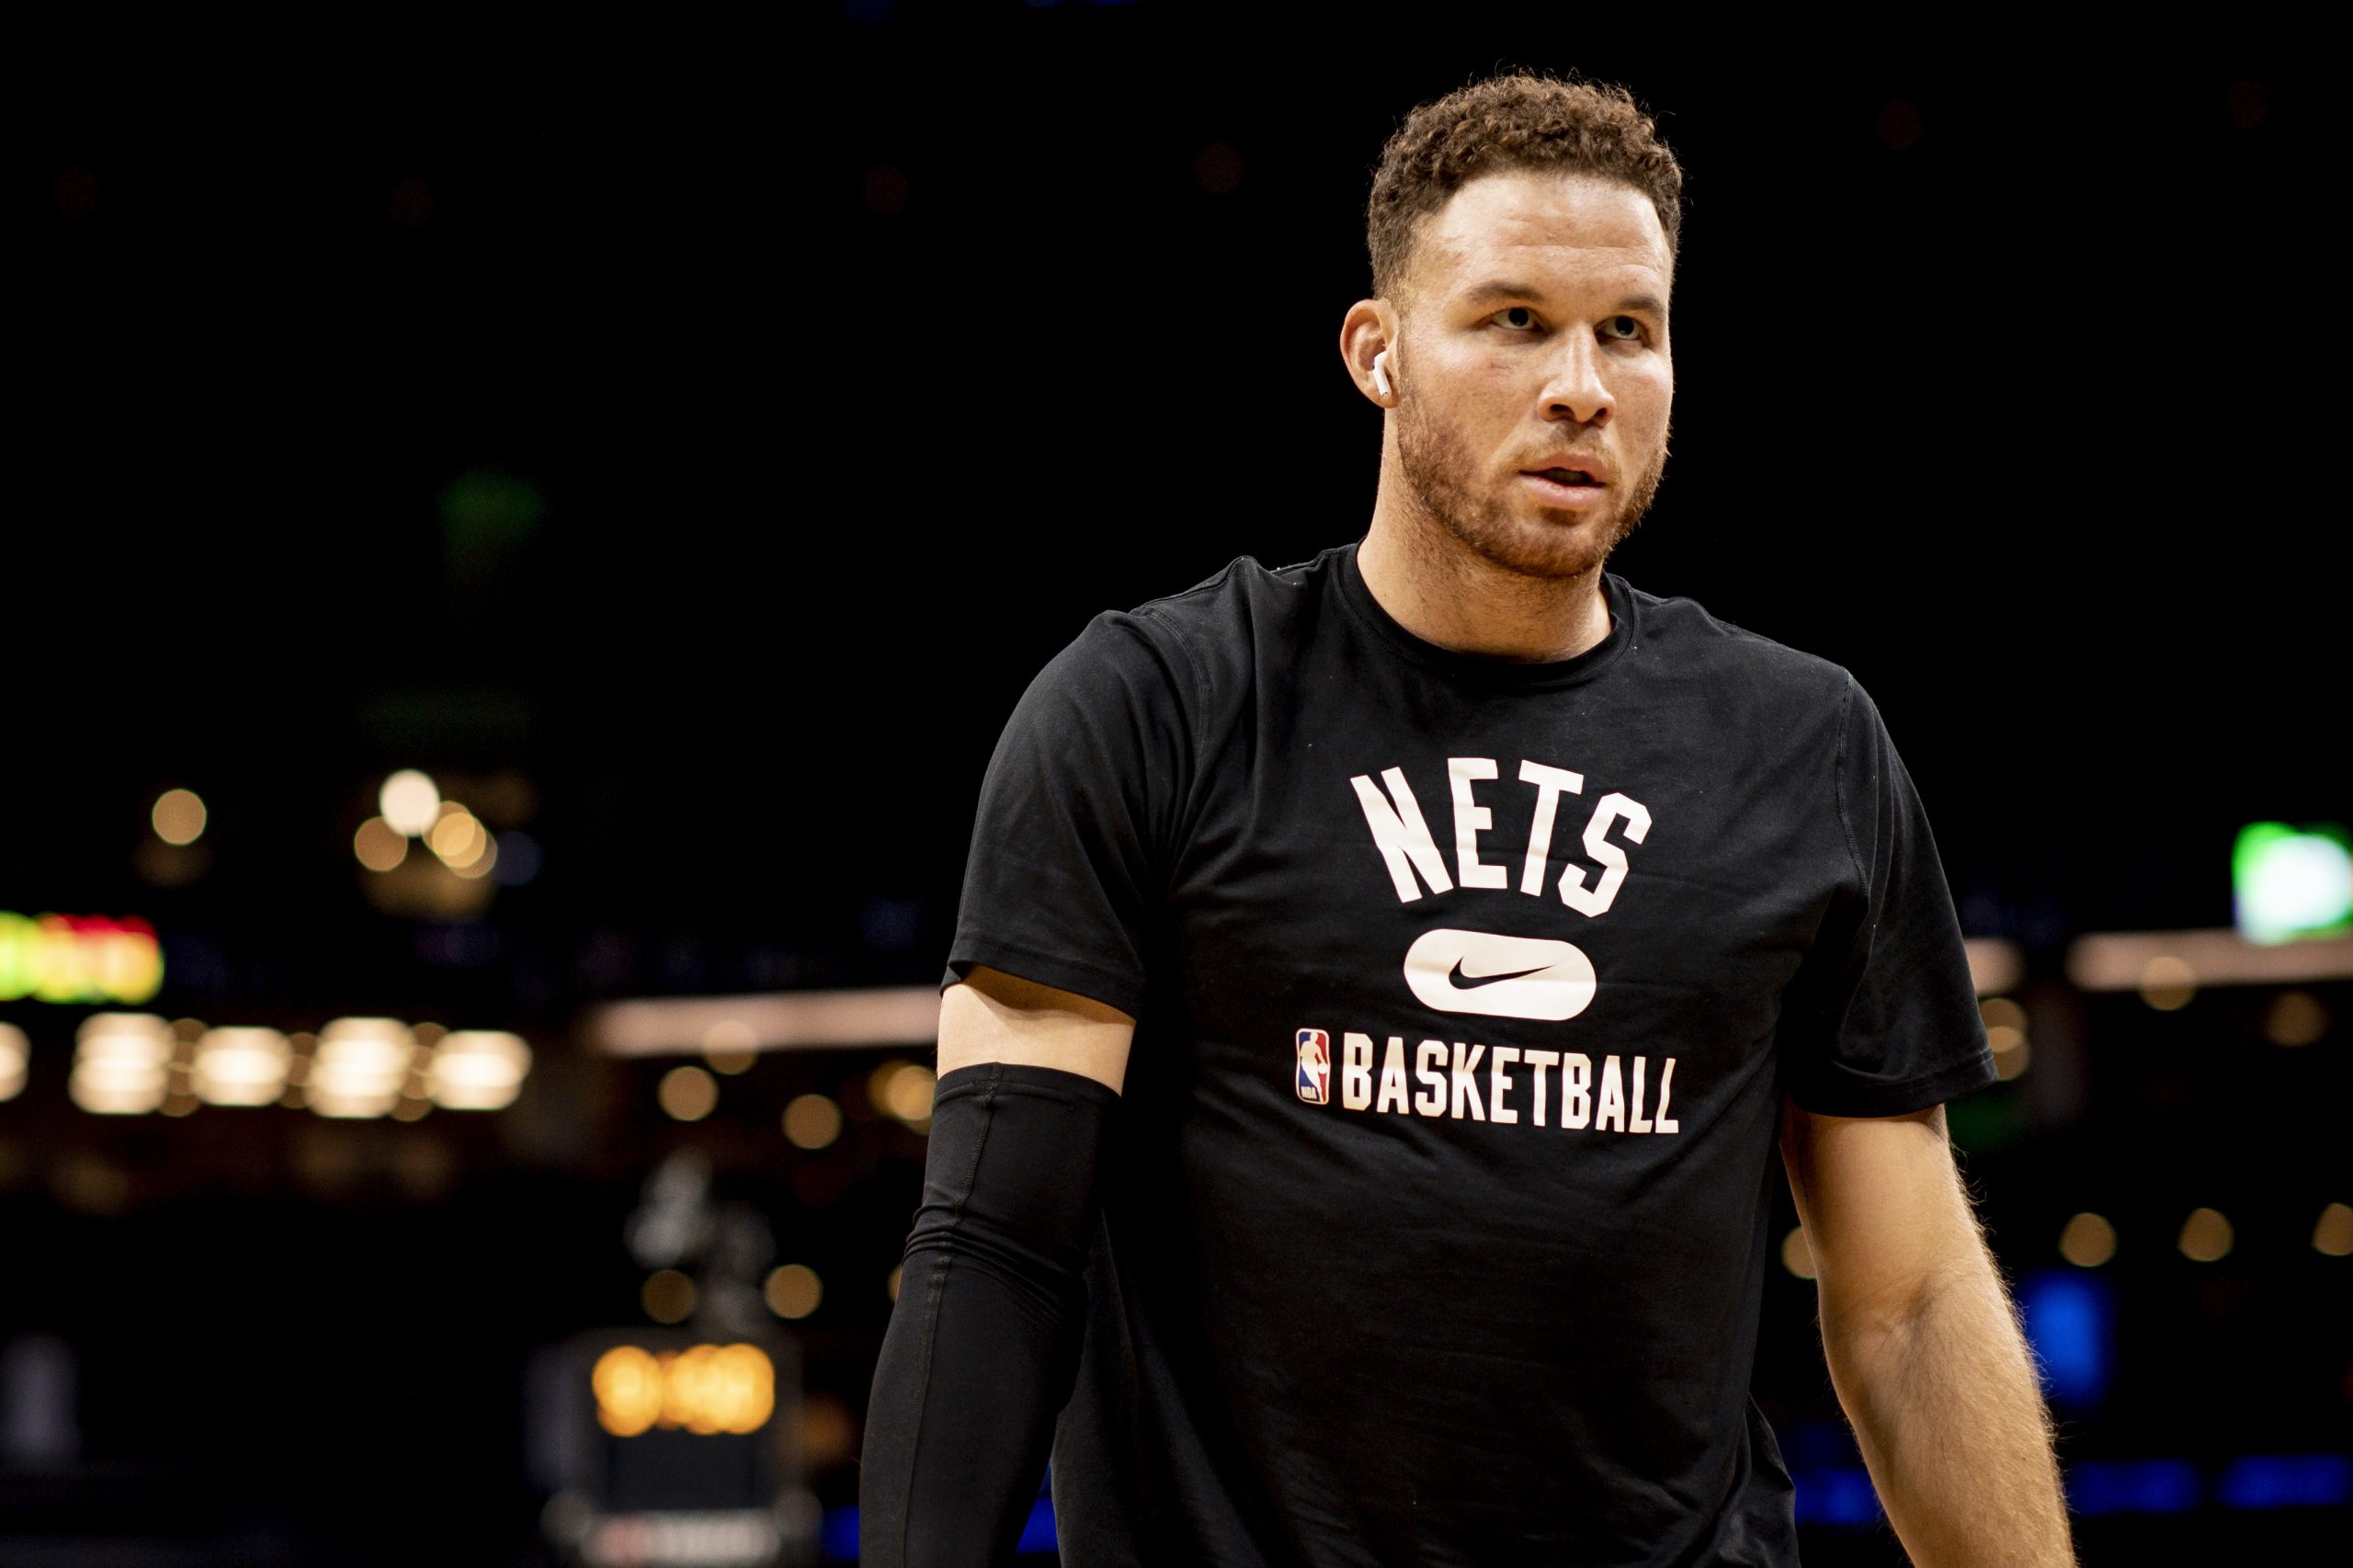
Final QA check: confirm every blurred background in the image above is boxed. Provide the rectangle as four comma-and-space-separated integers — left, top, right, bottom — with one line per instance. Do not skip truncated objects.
7, 3, 2346, 1564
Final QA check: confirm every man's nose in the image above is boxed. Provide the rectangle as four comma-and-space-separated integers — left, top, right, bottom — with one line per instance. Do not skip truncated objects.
1540, 333, 1613, 428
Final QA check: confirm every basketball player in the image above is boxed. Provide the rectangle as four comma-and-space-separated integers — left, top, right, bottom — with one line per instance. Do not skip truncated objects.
861, 72, 2076, 1567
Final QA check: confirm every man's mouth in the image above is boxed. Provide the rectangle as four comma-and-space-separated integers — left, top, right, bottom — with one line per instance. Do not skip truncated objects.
1527, 465, 1603, 488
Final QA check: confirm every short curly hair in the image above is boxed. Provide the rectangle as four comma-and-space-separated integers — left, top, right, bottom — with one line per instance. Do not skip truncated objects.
1368, 71, 1684, 297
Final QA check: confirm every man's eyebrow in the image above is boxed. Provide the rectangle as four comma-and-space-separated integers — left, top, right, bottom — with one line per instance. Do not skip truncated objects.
1458, 279, 1543, 307
1456, 280, 1668, 318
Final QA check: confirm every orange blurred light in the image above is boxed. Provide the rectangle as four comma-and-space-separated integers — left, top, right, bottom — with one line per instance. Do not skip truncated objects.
642, 1269, 696, 1324
782, 1094, 843, 1151
658, 1065, 718, 1122
353, 817, 408, 872
151, 788, 208, 846
765, 1264, 822, 1320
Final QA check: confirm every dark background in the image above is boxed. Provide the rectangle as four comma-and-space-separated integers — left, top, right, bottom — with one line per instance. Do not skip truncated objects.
6, 4, 2345, 1564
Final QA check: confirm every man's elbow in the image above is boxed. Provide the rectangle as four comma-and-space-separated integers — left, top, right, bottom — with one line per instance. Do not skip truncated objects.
1815, 1239, 2000, 1359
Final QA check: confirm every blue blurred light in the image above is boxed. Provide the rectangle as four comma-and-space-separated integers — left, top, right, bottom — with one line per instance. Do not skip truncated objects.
819, 1504, 859, 1560
1793, 1468, 1881, 1526
2219, 1453, 2353, 1509
2018, 1268, 2110, 1405
2068, 1459, 2201, 1515
1017, 1496, 1058, 1551
493, 829, 542, 887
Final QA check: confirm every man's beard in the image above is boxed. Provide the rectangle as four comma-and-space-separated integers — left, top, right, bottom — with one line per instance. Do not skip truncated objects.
1395, 399, 1668, 582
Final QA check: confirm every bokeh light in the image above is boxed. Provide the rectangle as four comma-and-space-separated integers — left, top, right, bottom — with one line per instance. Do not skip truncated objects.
2177, 1207, 2234, 1263
642, 1269, 696, 1324
783, 1094, 843, 1151
379, 770, 441, 836
70, 1013, 173, 1114
657, 1065, 718, 1121
765, 1264, 823, 1320
428, 804, 489, 869
870, 1061, 937, 1124
309, 1017, 414, 1119
2313, 1203, 2353, 1257
592, 1346, 664, 1437
0, 1022, 28, 1101
192, 1027, 291, 1107
427, 1030, 531, 1110
1780, 1225, 1815, 1280
2262, 991, 2328, 1048
2059, 1212, 2118, 1267
150, 788, 207, 846
353, 816, 408, 872
2138, 956, 2197, 1011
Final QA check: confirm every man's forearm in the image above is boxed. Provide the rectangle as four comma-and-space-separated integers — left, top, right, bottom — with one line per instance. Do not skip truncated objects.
859, 1063, 1115, 1568
1820, 1249, 2074, 1566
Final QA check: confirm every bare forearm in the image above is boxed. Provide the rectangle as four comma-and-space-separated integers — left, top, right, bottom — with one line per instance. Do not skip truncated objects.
1821, 1257, 2074, 1567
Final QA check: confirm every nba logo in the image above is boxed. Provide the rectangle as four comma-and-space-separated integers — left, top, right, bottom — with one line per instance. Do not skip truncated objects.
1294, 1028, 1331, 1105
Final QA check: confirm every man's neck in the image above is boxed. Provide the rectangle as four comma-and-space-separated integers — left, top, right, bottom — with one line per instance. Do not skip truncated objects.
1356, 506, 1613, 665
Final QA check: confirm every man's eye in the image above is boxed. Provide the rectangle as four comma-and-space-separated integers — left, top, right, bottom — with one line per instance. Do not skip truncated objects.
1495, 306, 1539, 331
1600, 315, 1643, 341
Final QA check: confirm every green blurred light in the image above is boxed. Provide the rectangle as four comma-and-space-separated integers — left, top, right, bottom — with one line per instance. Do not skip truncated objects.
2233, 823, 2353, 944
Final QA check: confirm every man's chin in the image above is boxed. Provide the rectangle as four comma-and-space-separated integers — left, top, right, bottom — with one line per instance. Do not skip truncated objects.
1455, 507, 1627, 581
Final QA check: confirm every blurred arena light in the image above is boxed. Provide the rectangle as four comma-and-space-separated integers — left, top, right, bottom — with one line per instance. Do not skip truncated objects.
642, 1269, 696, 1324
192, 1026, 291, 1106
1962, 937, 2021, 996
2233, 822, 2353, 943
2177, 1207, 2234, 1263
427, 1029, 531, 1109
871, 1061, 936, 1124
309, 1017, 415, 1118
1780, 1225, 1815, 1280
2261, 990, 2329, 1047
589, 987, 942, 1058
0, 1022, 27, 1100
782, 1094, 843, 1150
2058, 1212, 2118, 1267
590, 1342, 775, 1437
657, 1065, 718, 1121
2018, 1269, 2112, 1404
379, 770, 441, 836
70, 1012, 173, 1113
764, 1265, 822, 1320
2064, 928, 2353, 991
150, 787, 207, 846
2313, 1203, 2353, 1257
0, 912, 165, 1005
493, 829, 542, 886
426, 802, 491, 871
352, 815, 408, 871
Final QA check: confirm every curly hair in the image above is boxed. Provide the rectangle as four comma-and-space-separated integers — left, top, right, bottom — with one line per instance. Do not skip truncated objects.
1368, 71, 1684, 297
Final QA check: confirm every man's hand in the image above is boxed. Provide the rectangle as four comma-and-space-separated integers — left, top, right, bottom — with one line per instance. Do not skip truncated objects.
1780, 1101, 2075, 1567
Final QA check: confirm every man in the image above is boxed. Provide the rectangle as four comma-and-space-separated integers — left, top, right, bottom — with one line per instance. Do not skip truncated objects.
862, 72, 2075, 1567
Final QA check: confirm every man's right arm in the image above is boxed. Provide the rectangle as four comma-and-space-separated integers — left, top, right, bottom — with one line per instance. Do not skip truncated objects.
858, 965, 1135, 1568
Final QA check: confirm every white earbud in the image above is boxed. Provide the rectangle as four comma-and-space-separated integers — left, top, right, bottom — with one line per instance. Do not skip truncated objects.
1370, 349, 1392, 401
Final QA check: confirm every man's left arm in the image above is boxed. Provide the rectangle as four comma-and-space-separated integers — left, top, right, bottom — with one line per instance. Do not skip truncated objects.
1780, 1099, 2075, 1567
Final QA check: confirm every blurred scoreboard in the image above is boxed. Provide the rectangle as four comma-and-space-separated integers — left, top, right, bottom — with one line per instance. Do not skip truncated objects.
535, 1332, 816, 1568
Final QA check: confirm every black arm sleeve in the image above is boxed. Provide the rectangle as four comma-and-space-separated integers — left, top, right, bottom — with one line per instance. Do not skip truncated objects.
858, 1062, 1117, 1568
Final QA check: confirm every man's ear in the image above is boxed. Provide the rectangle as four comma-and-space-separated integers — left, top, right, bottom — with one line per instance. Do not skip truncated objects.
1339, 299, 1399, 408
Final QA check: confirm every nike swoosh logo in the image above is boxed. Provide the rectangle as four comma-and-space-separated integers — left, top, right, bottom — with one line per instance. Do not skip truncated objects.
1448, 958, 1549, 989
1404, 928, 1597, 1021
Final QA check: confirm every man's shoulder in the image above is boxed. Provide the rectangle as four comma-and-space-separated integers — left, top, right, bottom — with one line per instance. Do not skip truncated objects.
1619, 578, 1858, 708
1088, 546, 1345, 672
1042, 549, 1343, 713
1125, 547, 1342, 632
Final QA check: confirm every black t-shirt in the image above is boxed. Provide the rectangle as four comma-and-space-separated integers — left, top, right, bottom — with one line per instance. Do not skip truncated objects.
946, 544, 1994, 1567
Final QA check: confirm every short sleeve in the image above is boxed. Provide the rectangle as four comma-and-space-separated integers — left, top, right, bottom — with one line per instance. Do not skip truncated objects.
1779, 676, 1996, 1117
942, 611, 1196, 1018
